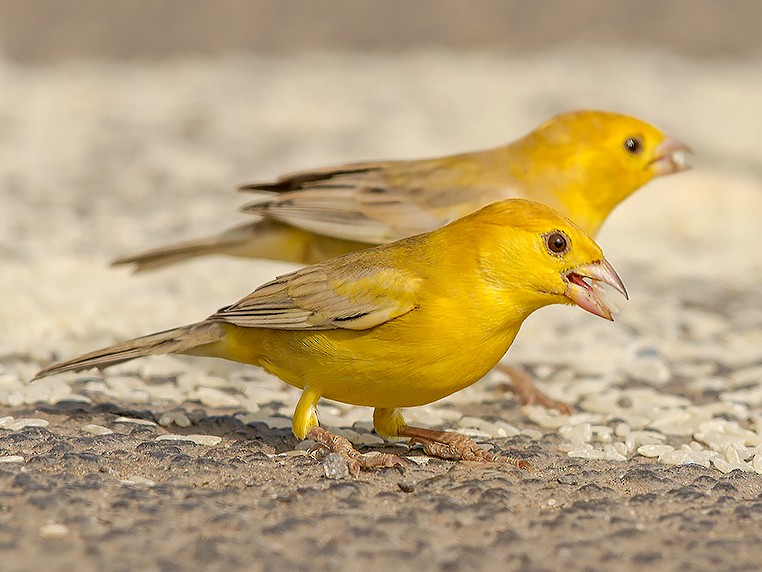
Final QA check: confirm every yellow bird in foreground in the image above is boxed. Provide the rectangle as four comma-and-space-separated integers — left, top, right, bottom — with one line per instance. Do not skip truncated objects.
36, 199, 627, 473
113, 110, 689, 272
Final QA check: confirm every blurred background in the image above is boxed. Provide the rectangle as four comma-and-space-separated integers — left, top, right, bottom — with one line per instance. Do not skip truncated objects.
2, 1, 761, 61
1, 0, 761, 354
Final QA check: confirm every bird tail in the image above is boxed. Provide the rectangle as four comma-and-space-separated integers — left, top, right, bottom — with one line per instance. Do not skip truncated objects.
111, 222, 274, 272
33, 322, 223, 380
111, 220, 365, 271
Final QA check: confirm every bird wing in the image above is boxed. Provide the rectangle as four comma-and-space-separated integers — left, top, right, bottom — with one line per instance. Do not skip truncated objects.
239, 157, 515, 244
208, 253, 423, 330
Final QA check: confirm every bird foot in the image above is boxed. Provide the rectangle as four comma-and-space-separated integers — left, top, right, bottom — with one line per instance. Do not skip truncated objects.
306, 426, 406, 476
399, 426, 531, 470
497, 363, 574, 415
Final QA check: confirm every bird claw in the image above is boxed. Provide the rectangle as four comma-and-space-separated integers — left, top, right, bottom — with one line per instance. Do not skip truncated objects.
305, 426, 406, 476
403, 427, 531, 470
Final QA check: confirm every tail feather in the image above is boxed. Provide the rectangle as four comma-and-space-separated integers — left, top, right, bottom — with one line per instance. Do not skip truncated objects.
33, 322, 223, 380
112, 222, 264, 272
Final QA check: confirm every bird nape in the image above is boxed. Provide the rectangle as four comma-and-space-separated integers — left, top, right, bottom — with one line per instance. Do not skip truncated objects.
37, 199, 628, 475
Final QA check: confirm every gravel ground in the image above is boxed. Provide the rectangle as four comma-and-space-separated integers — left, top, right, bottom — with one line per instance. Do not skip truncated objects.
2, 50, 762, 571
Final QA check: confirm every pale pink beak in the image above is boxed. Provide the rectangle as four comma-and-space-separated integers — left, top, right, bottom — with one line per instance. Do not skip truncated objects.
564, 258, 628, 321
649, 137, 692, 176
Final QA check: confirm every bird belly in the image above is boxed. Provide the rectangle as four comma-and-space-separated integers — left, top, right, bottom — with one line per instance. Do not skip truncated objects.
218, 320, 517, 409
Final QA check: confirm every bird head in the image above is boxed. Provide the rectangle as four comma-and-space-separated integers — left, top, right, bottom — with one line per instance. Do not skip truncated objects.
515, 110, 691, 235
473, 199, 628, 320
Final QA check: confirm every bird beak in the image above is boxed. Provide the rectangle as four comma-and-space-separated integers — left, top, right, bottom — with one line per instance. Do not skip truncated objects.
563, 258, 628, 321
649, 137, 692, 176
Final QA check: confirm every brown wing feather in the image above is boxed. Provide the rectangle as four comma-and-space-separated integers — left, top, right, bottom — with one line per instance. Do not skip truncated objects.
209, 248, 422, 331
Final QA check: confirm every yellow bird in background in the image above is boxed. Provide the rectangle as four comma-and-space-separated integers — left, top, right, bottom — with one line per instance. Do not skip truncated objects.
111, 110, 688, 412
114, 110, 689, 271
36, 199, 627, 474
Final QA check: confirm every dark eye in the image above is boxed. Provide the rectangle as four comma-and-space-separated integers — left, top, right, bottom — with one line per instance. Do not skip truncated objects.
623, 136, 643, 155
544, 231, 569, 255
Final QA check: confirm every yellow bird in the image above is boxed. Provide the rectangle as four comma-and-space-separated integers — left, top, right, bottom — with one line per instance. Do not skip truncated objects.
36, 199, 627, 474
111, 109, 687, 412
113, 110, 689, 271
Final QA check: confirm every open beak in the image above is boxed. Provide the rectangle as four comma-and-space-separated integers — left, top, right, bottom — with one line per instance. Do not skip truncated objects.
563, 258, 628, 321
649, 137, 692, 176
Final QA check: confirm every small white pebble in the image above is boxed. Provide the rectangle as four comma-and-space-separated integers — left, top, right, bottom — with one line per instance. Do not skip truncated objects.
637, 444, 674, 458
81, 424, 113, 436
114, 417, 156, 427
753, 454, 762, 474
612, 442, 628, 457
494, 421, 521, 437
567, 447, 607, 459
520, 429, 543, 440
712, 458, 753, 474
0, 456, 24, 463
724, 446, 743, 464
39, 523, 69, 539
5, 418, 49, 431
121, 475, 156, 487
603, 444, 627, 462
559, 423, 592, 446
158, 412, 191, 428
629, 430, 667, 446
614, 422, 630, 438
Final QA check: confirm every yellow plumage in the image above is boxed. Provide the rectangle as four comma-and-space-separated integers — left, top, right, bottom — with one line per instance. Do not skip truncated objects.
36, 199, 627, 471
113, 110, 689, 270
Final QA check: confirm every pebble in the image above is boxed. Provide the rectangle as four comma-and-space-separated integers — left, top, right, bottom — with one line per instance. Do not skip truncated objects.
0, 456, 24, 463
158, 412, 192, 428
637, 444, 674, 458
753, 454, 762, 474
567, 447, 607, 460
712, 458, 754, 474
122, 475, 157, 487
2, 418, 49, 431
614, 422, 630, 438
658, 449, 715, 468
494, 421, 521, 437
322, 453, 350, 479
603, 444, 627, 462
559, 423, 592, 445
39, 523, 69, 539
81, 424, 113, 436
114, 417, 157, 427
520, 429, 543, 440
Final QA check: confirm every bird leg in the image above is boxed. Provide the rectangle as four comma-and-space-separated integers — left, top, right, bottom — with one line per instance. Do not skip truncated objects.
496, 363, 573, 415
305, 426, 406, 476
397, 425, 531, 470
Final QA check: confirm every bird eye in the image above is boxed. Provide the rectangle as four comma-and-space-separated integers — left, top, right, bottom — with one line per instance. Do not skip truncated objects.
544, 231, 570, 256
623, 136, 643, 155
